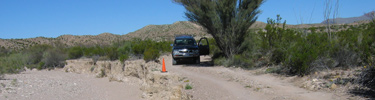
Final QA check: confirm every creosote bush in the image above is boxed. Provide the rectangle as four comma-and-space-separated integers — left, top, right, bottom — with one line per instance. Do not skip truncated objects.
41, 48, 66, 69
0, 53, 26, 74
67, 46, 83, 59
143, 47, 160, 62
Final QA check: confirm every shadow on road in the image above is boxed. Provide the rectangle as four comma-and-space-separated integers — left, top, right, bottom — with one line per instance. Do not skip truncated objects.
175, 56, 214, 67
350, 88, 375, 99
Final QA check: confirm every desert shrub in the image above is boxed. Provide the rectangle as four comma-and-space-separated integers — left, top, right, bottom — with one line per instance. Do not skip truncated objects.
284, 41, 314, 76
94, 46, 106, 56
117, 42, 132, 62
185, 84, 192, 90
211, 29, 260, 68
0, 53, 26, 74
143, 47, 159, 62
308, 27, 318, 33
359, 21, 375, 64
0, 47, 8, 56
331, 48, 359, 67
212, 54, 253, 68
104, 47, 118, 61
131, 39, 148, 54
117, 42, 132, 55
256, 15, 291, 66
355, 21, 375, 91
37, 61, 45, 70
158, 41, 173, 53
130, 39, 171, 60
213, 56, 225, 66
80, 46, 108, 58
83, 47, 95, 57
329, 20, 375, 67
67, 46, 83, 59
0, 71, 3, 79
357, 66, 375, 90
25, 44, 52, 65
283, 33, 330, 76
258, 15, 287, 52
271, 29, 302, 63
119, 54, 129, 63
40, 48, 67, 69
229, 54, 253, 68
270, 48, 285, 64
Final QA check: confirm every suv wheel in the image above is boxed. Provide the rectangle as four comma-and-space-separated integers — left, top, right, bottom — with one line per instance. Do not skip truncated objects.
195, 57, 200, 64
172, 58, 177, 65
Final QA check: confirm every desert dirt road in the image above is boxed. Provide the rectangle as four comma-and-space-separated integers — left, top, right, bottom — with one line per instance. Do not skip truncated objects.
163, 55, 349, 100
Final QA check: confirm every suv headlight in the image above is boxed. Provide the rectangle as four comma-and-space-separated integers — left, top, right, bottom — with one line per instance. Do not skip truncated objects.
173, 49, 179, 55
180, 49, 188, 52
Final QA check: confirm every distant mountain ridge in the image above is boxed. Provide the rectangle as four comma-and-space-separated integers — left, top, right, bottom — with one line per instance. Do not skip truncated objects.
321, 11, 374, 24
0, 33, 129, 50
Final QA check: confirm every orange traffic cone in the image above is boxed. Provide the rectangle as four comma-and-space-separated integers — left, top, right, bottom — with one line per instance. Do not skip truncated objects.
161, 58, 167, 73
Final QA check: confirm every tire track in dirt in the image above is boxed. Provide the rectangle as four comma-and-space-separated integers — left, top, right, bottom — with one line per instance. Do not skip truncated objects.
165, 55, 263, 100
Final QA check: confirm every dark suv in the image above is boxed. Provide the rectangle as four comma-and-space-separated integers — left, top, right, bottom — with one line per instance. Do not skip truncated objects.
171, 35, 209, 65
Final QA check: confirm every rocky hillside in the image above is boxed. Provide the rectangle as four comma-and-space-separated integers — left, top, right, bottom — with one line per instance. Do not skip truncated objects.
126, 21, 210, 41
56, 33, 129, 47
0, 33, 129, 50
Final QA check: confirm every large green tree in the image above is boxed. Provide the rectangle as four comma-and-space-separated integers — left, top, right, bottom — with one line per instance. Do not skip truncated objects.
174, 0, 263, 58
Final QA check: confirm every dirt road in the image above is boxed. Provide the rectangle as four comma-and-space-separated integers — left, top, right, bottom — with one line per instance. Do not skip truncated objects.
164, 55, 349, 100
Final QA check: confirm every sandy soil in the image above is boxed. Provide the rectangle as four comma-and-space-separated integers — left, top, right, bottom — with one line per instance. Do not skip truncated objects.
0, 69, 142, 100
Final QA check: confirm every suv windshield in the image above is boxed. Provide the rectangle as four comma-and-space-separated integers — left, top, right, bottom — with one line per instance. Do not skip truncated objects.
174, 38, 197, 46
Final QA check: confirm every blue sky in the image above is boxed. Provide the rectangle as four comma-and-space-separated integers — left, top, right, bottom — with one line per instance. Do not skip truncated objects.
0, 0, 374, 39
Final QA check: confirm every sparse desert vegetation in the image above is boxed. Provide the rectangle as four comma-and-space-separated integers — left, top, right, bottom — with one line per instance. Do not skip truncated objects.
211, 15, 375, 76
